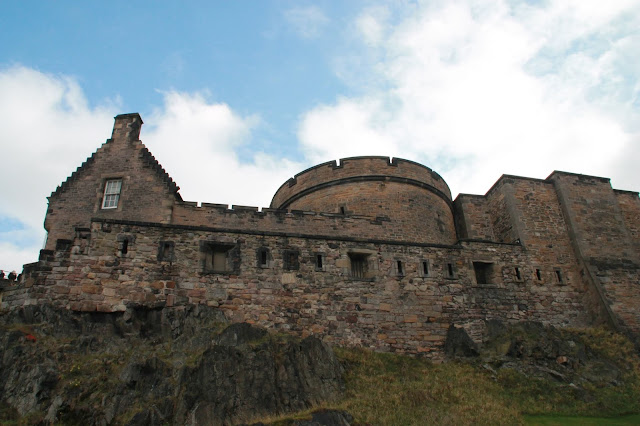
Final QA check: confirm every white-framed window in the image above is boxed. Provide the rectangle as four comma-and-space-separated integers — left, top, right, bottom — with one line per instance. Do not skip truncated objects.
102, 179, 122, 209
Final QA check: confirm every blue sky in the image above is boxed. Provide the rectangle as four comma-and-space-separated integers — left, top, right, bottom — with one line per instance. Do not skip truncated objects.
1, 1, 359, 160
1, 0, 639, 272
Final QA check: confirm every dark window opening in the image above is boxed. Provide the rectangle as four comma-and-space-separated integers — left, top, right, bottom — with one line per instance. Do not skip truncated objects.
256, 248, 270, 268
446, 262, 455, 278
283, 249, 300, 271
157, 241, 175, 262
515, 267, 522, 280
473, 262, 494, 284
535, 269, 542, 281
396, 260, 404, 276
202, 243, 235, 273
120, 239, 128, 255
555, 269, 563, 283
422, 261, 429, 276
339, 206, 346, 215
315, 254, 323, 270
349, 253, 369, 279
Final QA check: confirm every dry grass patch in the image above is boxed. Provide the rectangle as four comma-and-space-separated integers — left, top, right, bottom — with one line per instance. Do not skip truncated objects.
334, 348, 522, 425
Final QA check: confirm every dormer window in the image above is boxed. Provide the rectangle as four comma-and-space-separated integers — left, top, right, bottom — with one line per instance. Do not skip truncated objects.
102, 179, 122, 209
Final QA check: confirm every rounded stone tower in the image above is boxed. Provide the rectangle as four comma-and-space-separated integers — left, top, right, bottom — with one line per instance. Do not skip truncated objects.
270, 156, 456, 244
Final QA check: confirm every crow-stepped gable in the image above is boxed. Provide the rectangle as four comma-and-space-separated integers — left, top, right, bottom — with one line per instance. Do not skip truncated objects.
2, 113, 639, 356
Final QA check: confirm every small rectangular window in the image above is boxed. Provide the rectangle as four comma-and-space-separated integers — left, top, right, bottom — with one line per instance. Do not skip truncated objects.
158, 241, 175, 262
423, 261, 429, 276
396, 260, 404, 276
314, 253, 324, 271
535, 269, 542, 281
117, 234, 133, 256
257, 247, 270, 268
201, 242, 235, 273
473, 262, 494, 284
555, 269, 564, 284
120, 239, 128, 255
446, 262, 456, 279
515, 267, 522, 281
283, 249, 300, 271
349, 253, 369, 279
102, 179, 122, 209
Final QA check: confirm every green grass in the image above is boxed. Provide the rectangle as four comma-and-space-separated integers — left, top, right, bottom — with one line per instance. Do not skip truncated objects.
3, 322, 639, 425
254, 327, 640, 426
331, 348, 523, 425
524, 414, 640, 425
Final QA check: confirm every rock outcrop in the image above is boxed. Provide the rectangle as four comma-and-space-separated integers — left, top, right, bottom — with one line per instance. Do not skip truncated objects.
445, 320, 637, 392
0, 305, 345, 425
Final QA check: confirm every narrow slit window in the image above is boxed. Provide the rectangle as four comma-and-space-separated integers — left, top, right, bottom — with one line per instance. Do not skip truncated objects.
555, 269, 563, 283
446, 263, 455, 278
535, 269, 542, 281
316, 254, 323, 269
339, 206, 346, 215
515, 267, 522, 281
120, 239, 128, 255
102, 179, 122, 209
257, 247, 270, 268
396, 260, 404, 276
422, 261, 429, 276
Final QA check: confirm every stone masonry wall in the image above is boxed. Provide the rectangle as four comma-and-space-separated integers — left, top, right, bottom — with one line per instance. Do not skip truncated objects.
485, 180, 519, 244
271, 157, 452, 209
549, 172, 640, 344
452, 195, 496, 241
170, 201, 446, 245
615, 190, 640, 255
282, 181, 457, 244
44, 114, 179, 250
4, 219, 592, 356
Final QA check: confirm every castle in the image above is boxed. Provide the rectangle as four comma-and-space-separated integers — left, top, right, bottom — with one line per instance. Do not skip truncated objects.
1, 113, 639, 355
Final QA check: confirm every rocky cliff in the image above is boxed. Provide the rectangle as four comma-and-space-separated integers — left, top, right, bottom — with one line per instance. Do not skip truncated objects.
0, 305, 345, 425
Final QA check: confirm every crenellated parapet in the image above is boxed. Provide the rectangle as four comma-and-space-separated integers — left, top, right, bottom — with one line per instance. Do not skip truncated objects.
270, 156, 456, 245
171, 201, 436, 244
8, 112, 639, 354
271, 156, 451, 208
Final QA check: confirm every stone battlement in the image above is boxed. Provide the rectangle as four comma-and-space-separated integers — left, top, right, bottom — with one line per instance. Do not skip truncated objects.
271, 156, 451, 209
2, 113, 639, 356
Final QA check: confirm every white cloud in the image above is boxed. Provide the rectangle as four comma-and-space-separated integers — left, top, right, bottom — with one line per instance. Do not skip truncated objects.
298, 0, 640, 195
284, 6, 329, 39
2, 0, 639, 274
144, 90, 301, 207
0, 65, 117, 271
0, 68, 302, 272
355, 6, 389, 46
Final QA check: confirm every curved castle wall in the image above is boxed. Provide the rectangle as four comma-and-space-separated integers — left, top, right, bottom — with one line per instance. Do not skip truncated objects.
271, 157, 456, 245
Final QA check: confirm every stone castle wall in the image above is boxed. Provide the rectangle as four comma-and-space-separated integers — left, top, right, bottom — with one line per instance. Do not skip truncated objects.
44, 114, 180, 250
2, 113, 638, 355
4, 219, 592, 356
271, 157, 451, 208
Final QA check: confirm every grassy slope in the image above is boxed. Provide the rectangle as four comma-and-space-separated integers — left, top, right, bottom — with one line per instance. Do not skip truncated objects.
262, 328, 640, 426
2, 324, 638, 425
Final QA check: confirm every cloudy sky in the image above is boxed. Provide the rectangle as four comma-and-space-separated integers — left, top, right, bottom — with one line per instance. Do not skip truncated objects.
1, 0, 639, 272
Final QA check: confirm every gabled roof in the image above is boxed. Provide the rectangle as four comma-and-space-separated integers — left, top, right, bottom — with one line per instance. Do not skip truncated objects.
139, 145, 182, 201
50, 113, 182, 201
